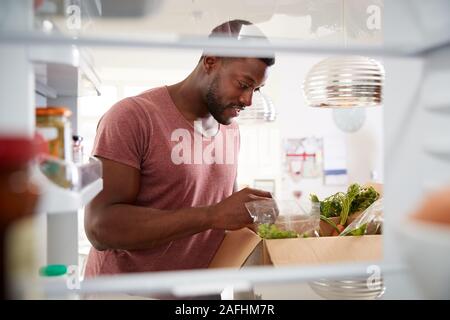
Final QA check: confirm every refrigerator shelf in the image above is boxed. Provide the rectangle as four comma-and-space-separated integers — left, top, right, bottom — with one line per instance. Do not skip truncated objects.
37, 176, 103, 214
34, 156, 103, 214
31, 45, 101, 98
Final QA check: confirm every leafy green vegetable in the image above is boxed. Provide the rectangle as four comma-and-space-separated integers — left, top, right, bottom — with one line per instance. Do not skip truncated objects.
310, 194, 320, 203
340, 223, 368, 236
257, 223, 298, 239
310, 183, 380, 224
350, 186, 380, 213
339, 184, 360, 225
311, 192, 345, 218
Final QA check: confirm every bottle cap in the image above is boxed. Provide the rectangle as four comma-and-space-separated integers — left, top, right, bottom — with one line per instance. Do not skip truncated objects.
39, 265, 67, 277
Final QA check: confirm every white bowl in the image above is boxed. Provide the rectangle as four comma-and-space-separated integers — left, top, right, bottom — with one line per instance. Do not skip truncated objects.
309, 276, 385, 300
396, 220, 450, 299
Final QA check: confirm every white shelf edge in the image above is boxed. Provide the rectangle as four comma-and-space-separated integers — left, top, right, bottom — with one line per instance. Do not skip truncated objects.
68, 262, 405, 297
35, 79, 57, 99
0, 31, 424, 58
78, 178, 103, 210
35, 171, 103, 214
30, 45, 101, 98
422, 180, 450, 193
28, 44, 79, 67
423, 142, 450, 158
79, 54, 102, 96
422, 71, 450, 112
425, 104, 450, 112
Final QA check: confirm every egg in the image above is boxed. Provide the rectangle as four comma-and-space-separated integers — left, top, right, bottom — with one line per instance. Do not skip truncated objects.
411, 186, 450, 225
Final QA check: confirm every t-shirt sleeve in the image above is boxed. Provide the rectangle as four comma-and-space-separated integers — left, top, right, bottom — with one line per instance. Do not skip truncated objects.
92, 98, 151, 170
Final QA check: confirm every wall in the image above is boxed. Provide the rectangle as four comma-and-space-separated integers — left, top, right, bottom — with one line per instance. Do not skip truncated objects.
257, 52, 384, 203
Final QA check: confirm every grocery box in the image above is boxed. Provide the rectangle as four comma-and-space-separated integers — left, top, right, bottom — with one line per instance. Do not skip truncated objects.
210, 182, 383, 269
209, 227, 382, 268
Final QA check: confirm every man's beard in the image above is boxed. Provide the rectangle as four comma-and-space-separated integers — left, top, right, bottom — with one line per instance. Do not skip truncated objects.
205, 76, 242, 125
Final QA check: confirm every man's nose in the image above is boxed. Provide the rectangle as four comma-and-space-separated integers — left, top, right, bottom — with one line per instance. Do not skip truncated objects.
239, 90, 253, 107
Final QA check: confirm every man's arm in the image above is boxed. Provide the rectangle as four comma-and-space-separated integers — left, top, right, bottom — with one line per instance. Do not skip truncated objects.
85, 157, 271, 251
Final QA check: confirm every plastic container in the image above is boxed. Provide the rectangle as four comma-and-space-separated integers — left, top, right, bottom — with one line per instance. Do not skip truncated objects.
248, 199, 320, 238
36, 107, 72, 161
38, 154, 102, 191
245, 198, 279, 225
274, 200, 320, 237
39, 264, 75, 299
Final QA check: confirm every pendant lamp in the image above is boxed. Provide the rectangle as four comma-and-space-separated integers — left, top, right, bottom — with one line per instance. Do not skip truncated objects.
238, 91, 276, 123
303, 55, 384, 108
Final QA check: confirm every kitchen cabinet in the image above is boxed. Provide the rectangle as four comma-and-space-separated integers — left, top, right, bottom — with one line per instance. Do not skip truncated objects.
1, 0, 450, 299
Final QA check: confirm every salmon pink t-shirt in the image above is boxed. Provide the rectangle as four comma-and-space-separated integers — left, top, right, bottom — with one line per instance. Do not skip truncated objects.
85, 86, 240, 277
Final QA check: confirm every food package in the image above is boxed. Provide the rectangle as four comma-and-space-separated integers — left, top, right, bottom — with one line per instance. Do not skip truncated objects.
340, 198, 383, 236
246, 199, 320, 239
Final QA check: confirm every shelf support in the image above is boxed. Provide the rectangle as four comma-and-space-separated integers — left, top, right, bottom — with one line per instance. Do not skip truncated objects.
0, 0, 34, 137
47, 212, 79, 267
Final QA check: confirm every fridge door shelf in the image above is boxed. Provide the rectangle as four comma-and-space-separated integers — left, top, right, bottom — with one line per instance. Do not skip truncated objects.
34, 156, 103, 214
36, 175, 103, 214
424, 141, 450, 159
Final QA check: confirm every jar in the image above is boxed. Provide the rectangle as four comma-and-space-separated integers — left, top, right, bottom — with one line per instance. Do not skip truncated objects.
36, 107, 72, 161
0, 137, 40, 299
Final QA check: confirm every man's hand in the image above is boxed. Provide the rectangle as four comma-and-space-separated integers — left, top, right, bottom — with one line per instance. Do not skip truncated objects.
210, 187, 272, 230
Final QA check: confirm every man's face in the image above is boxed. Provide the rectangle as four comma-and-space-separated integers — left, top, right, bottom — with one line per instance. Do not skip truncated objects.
205, 58, 269, 125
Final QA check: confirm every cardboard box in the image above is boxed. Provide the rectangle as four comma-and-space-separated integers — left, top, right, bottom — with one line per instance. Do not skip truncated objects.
209, 228, 382, 268
210, 182, 383, 269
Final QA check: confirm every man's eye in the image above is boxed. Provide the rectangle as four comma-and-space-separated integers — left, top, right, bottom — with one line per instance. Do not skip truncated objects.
238, 81, 250, 89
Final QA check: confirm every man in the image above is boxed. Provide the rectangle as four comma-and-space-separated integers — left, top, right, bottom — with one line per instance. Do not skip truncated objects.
84, 20, 275, 277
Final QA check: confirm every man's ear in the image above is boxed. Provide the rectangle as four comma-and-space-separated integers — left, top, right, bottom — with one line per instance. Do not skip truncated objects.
202, 56, 220, 74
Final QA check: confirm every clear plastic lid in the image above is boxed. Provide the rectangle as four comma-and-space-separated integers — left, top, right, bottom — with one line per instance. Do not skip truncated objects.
246, 198, 320, 238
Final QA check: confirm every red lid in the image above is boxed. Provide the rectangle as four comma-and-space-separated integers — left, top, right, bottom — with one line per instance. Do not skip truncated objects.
0, 136, 37, 167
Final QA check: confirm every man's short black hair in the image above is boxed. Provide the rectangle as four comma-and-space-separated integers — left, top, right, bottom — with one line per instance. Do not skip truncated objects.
203, 19, 275, 67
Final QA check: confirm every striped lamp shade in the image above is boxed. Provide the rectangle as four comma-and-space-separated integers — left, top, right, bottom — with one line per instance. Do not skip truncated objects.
238, 91, 276, 123
303, 56, 384, 108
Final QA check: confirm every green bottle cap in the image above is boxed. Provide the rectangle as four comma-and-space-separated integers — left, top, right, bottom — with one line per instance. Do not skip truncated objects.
39, 265, 67, 277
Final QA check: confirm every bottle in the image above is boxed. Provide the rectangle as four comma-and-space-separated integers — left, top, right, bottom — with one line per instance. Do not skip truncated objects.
72, 135, 84, 163
39, 264, 80, 299
39, 265, 69, 299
